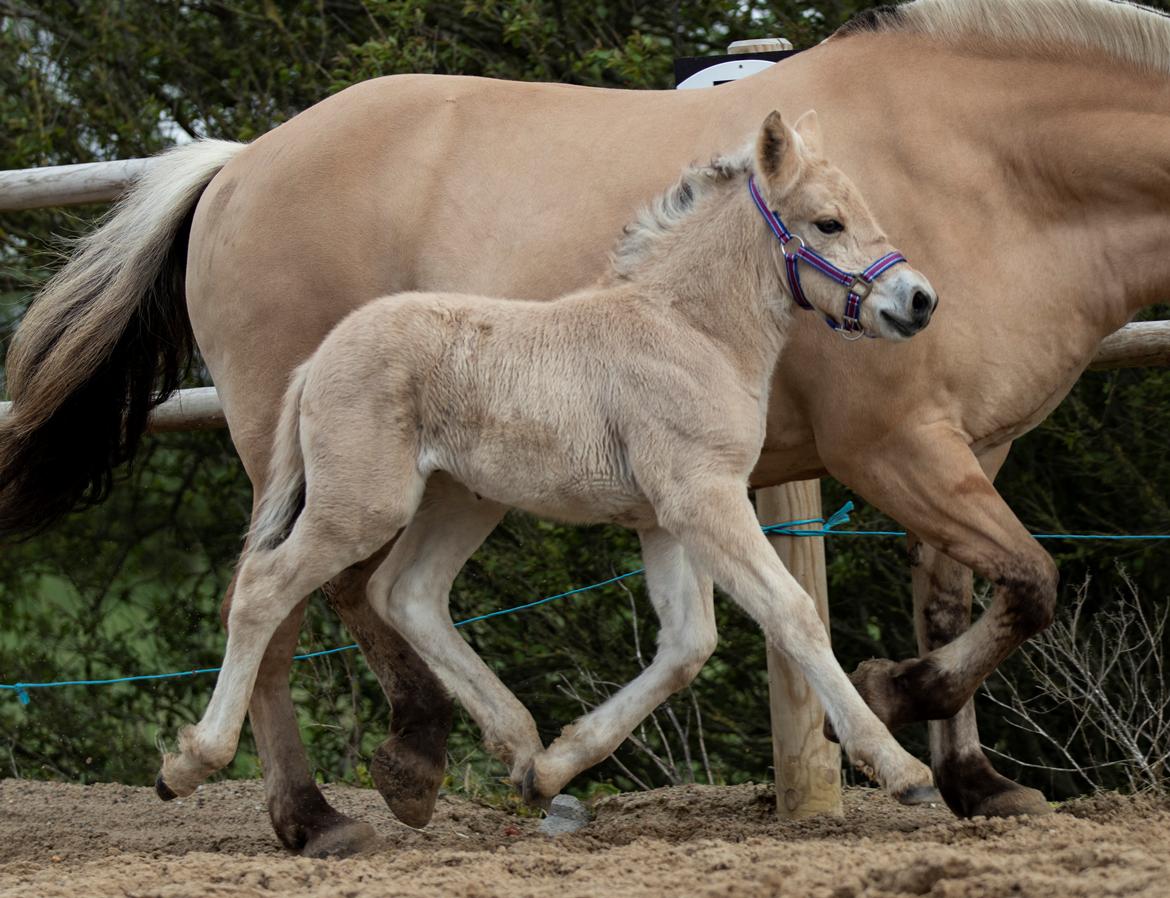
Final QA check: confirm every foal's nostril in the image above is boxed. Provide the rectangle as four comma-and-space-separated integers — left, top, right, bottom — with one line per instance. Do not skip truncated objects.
912, 290, 933, 319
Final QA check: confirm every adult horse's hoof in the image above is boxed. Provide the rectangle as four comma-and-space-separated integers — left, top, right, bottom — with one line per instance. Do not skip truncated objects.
937, 755, 1053, 818
822, 658, 906, 743
825, 656, 957, 743
969, 784, 1052, 818
892, 783, 944, 806
154, 774, 178, 802
300, 818, 379, 858
370, 736, 446, 828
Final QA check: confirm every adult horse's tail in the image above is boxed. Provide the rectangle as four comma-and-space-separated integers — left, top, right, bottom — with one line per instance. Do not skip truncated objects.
0, 139, 245, 538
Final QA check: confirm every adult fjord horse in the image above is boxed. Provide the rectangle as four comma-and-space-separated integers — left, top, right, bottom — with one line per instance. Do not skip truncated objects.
4, 0, 1168, 854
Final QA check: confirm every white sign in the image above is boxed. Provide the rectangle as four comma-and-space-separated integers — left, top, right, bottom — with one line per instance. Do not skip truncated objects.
676, 57, 777, 90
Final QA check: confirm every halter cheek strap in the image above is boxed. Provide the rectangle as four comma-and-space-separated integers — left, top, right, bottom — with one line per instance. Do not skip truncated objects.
747, 176, 907, 339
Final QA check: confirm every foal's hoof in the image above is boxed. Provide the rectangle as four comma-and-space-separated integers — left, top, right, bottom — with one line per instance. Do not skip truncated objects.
893, 783, 944, 807
154, 774, 178, 802
371, 737, 446, 828
520, 763, 554, 810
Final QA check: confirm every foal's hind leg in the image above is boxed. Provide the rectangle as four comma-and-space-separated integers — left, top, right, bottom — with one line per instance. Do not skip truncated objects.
368, 476, 543, 783
522, 527, 716, 804
655, 478, 936, 804
158, 468, 427, 799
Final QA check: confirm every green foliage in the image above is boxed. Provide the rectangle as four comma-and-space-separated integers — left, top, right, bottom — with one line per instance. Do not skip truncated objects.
0, 0, 1167, 803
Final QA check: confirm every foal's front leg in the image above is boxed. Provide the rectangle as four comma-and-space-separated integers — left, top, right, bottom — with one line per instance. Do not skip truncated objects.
657, 478, 937, 804
522, 527, 717, 804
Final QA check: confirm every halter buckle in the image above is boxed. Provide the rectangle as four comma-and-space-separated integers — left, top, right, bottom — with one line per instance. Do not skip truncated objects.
848, 276, 874, 300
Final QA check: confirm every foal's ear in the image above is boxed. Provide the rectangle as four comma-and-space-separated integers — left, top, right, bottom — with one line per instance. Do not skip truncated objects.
793, 109, 823, 157
755, 110, 803, 195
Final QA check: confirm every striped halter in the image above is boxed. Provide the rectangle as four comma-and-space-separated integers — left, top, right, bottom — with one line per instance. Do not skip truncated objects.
747, 176, 907, 340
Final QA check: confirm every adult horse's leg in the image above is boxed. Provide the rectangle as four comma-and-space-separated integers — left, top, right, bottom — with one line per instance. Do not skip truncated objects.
320, 559, 454, 829
907, 443, 1051, 818
223, 513, 451, 850
911, 535, 1051, 817
826, 427, 1058, 749
368, 477, 542, 783
522, 527, 717, 804
240, 581, 378, 856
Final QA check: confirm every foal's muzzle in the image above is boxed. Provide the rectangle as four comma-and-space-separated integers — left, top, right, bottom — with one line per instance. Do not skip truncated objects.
878, 275, 938, 340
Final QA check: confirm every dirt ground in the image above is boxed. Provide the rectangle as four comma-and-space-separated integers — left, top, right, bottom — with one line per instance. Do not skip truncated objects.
1, 780, 1168, 898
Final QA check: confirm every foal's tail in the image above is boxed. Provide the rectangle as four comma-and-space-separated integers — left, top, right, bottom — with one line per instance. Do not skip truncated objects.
248, 363, 310, 553
0, 139, 245, 538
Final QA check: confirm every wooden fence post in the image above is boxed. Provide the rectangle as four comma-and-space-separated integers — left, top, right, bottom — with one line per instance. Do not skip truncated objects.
757, 480, 843, 818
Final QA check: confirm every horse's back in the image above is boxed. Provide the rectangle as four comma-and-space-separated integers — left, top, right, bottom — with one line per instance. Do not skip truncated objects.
185, 72, 747, 477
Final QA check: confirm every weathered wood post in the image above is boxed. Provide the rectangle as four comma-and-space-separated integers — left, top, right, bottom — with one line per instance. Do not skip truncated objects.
757, 482, 843, 817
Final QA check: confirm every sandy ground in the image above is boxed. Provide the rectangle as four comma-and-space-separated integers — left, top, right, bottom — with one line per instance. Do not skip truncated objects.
1, 780, 1168, 898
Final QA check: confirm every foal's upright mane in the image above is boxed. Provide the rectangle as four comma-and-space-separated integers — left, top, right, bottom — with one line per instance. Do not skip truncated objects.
835, 0, 1170, 76
610, 152, 752, 280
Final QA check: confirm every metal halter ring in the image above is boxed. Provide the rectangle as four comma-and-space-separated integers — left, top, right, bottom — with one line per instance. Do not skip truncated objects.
780, 233, 806, 256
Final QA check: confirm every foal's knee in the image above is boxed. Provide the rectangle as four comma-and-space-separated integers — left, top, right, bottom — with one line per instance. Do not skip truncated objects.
998, 550, 1058, 638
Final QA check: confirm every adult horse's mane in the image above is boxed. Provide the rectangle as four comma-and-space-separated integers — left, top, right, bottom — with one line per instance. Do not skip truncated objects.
610, 152, 751, 279
835, 0, 1170, 76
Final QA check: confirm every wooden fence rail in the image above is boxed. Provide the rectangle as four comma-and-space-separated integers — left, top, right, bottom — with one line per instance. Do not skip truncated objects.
0, 159, 154, 211
4, 158, 1170, 821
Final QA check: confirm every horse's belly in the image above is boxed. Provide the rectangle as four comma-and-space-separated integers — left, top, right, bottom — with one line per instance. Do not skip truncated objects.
423, 443, 652, 528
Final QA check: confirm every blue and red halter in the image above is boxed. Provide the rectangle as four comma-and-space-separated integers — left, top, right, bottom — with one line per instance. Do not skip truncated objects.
747, 176, 906, 339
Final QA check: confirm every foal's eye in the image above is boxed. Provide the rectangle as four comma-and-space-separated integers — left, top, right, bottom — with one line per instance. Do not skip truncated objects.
815, 219, 845, 235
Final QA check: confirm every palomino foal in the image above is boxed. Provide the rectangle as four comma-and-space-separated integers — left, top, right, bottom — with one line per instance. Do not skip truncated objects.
157, 111, 939, 808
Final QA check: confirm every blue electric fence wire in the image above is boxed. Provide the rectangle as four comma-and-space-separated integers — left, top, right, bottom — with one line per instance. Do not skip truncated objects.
3, 500, 1167, 705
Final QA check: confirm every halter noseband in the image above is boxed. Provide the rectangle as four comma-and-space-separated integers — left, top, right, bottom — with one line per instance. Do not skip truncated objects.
748, 176, 907, 340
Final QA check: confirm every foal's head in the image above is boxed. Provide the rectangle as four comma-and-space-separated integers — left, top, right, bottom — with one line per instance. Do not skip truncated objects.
751, 110, 937, 340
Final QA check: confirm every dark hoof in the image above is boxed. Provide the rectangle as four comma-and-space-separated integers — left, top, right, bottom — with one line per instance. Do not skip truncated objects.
520, 763, 552, 810
301, 819, 379, 858
155, 774, 178, 802
938, 756, 1053, 818
371, 736, 446, 828
971, 784, 1052, 818
894, 783, 944, 807
841, 656, 961, 733
824, 658, 906, 743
